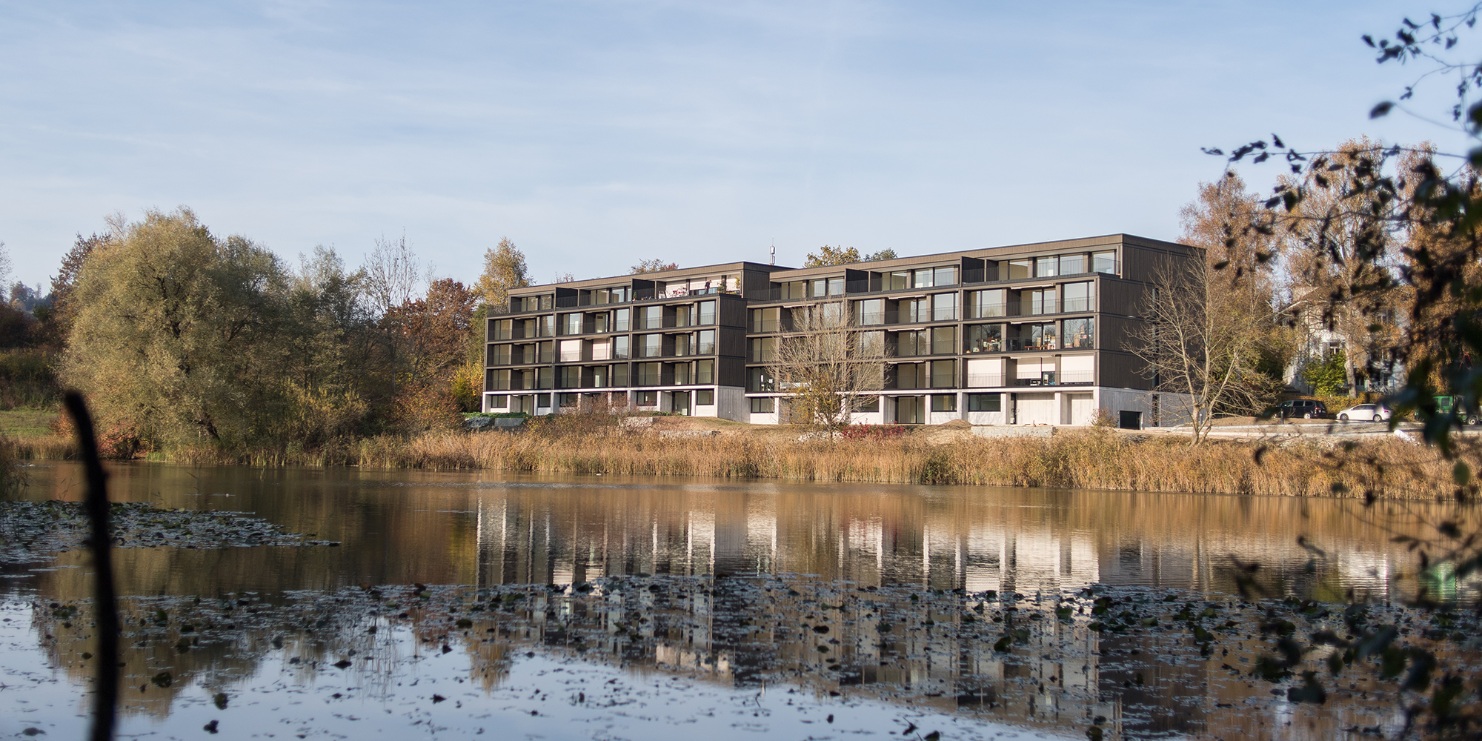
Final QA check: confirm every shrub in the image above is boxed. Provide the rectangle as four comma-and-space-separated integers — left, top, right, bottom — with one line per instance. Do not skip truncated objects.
839, 424, 909, 440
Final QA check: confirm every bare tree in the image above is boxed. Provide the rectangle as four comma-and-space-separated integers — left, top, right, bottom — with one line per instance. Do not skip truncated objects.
364, 234, 424, 316
1131, 259, 1279, 445
767, 302, 887, 430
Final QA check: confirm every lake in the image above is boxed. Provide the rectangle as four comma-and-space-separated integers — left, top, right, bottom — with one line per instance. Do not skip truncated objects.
0, 462, 1474, 739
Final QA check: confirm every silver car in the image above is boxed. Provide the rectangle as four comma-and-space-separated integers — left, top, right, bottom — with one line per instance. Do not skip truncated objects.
1337, 403, 1391, 422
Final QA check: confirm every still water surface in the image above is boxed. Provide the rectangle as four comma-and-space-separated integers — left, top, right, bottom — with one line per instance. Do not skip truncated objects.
0, 463, 1470, 739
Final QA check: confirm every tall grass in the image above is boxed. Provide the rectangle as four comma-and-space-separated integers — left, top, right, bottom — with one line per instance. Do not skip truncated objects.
7, 417, 1455, 500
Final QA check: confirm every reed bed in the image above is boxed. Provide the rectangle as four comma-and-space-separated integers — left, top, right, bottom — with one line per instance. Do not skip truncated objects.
10, 422, 1457, 500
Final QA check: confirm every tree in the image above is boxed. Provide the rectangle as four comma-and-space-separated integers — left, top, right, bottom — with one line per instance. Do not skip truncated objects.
381, 278, 478, 430
767, 302, 887, 430
1279, 138, 1408, 396
38, 232, 111, 347
631, 259, 678, 274
865, 248, 898, 261
364, 234, 424, 317
280, 247, 380, 444
59, 208, 293, 449
803, 245, 861, 267
474, 237, 529, 312
1131, 258, 1277, 445
1178, 173, 1296, 406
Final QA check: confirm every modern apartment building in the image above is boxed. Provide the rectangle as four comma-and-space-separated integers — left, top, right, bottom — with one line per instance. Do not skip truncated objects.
483, 234, 1200, 428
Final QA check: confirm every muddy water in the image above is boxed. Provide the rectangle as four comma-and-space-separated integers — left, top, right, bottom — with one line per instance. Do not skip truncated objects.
0, 463, 1474, 739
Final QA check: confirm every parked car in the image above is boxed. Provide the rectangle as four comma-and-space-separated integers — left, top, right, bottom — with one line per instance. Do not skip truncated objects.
1275, 399, 1329, 420
1435, 396, 1480, 425
1336, 403, 1391, 422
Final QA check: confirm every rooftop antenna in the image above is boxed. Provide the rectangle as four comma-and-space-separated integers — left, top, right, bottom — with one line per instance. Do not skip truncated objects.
770, 240, 775, 266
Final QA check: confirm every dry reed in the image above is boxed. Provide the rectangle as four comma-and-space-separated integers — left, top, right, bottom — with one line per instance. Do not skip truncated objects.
8, 421, 1456, 500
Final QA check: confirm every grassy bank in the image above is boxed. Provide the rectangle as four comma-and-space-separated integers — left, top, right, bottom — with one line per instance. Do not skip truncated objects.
15, 415, 1453, 500
356, 426, 1450, 499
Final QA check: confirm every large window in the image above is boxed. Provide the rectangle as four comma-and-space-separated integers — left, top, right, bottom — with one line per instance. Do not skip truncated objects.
1059, 253, 1087, 275
613, 335, 630, 359
932, 293, 958, 321
696, 389, 715, 406
695, 358, 715, 384
897, 329, 929, 357
751, 307, 780, 332
1063, 317, 1095, 349
493, 319, 513, 340
748, 368, 775, 392
614, 308, 631, 332
931, 326, 956, 355
638, 333, 662, 358
672, 333, 691, 356
1027, 288, 1057, 315
696, 300, 716, 325
671, 362, 691, 385
913, 269, 935, 289
931, 394, 957, 412
886, 270, 911, 291
610, 363, 629, 386
967, 289, 1006, 319
638, 306, 662, 330
934, 266, 958, 286
636, 390, 658, 406
489, 369, 511, 390
750, 337, 776, 362
1010, 322, 1058, 351
855, 298, 885, 326
851, 395, 880, 413
751, 397, 775, 413
490, 345, 511, 365
636, 363, 661, 385
558, 366, 581, 389
930, 360, 955, 388
1035, 256, 1057, 278
901, 297, 930, 323
1093, 250, 1117, 274
560, 312, 583, 335
1062, 282, 1094, 312
967, 393, 1002, 412
965, 323, 1003, 353
696, 329, 716, 354
1006, 259, 1032, 279
559, 339, 582, 362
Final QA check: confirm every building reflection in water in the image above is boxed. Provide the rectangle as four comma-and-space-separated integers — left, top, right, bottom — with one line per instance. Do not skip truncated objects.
13, 465, 1470, 739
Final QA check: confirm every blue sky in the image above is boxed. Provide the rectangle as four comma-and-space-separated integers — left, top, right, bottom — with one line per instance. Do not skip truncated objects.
0, 1, 1469, 290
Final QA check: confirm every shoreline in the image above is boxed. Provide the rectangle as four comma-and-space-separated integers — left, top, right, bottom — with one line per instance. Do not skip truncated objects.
7, 418, 1458, 501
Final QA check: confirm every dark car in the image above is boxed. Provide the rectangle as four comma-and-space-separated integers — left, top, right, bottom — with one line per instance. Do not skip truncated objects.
1277, 399, 1329, 420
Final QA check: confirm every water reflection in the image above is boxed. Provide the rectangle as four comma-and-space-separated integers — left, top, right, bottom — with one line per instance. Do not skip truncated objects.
4, 463, 1476, 739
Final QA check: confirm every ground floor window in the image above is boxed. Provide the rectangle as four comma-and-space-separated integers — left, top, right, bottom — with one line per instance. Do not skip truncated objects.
967, 393, 1001, 412
931, 394, 957, 412
636, 390, 658, 406
488, 395, 508, 409
851, 395, 880, 413
750, 397, 775, 413
696, 389, 715, 406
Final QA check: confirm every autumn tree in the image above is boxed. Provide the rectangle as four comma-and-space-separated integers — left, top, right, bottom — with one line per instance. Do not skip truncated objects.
381, 278, 478, 430
631, 259, 678, 274
768, 302, 887, 430
1279, 138, 1408, 396
803, 245, 861, 267
1177, 173, 1295, 409
60, 208, 294, 450
803, 245, 899, 267
475, 237, 529, 311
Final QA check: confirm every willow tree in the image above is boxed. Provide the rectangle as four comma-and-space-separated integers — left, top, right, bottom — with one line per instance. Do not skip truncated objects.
60, 208, 293, 450
768, 302, 887, 430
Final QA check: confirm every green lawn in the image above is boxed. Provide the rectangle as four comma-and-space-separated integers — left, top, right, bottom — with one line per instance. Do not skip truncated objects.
0, 408, 59, 439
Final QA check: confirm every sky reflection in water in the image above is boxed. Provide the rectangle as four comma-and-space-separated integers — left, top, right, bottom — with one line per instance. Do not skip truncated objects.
1, 463, 1474, 739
